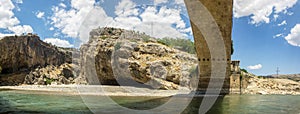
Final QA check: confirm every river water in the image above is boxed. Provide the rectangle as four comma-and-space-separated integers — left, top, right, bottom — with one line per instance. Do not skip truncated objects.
0, 90, 299, 114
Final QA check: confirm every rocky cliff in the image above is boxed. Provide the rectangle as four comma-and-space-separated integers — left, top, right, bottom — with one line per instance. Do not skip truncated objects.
80, 27, 198, 90
0, 35, 72, 73
0, 28, 198, 90
0, 34, 73, 85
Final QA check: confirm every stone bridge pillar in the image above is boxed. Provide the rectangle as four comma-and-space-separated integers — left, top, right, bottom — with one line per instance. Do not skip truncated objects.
185, 0, 233, 94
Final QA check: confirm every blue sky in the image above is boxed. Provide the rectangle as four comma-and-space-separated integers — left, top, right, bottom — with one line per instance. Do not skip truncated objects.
0, 0, 299, 75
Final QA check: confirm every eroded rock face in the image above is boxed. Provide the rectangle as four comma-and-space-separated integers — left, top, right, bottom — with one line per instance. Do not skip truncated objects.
80, 27, 198, 90
24, 63, 81, 85
0, 35, 72, 73
243, 76, 300, 95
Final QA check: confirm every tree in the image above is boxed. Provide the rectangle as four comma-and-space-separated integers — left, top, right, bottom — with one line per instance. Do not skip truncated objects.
0, 66, 2, 74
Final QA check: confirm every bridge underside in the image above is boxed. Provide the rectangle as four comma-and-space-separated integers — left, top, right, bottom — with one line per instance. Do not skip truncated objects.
185, 0, 233, 95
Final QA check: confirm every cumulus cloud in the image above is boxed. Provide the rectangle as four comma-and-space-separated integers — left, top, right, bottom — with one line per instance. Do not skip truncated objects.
9, 25, 33, 35
234, 0, 298, 24
285, 24, 300, 47
36, 11, 45, 19
247, 64, 263, 70
0, 0, 33, 35
50, 0, 110, 39
0, 0, 20, 28
43, 38, 73, 47
278, 20, 287, 26
112, 0, 190, 39
50, 0, 191, 43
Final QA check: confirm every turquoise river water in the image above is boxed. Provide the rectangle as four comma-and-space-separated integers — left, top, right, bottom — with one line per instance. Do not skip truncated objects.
0, 90, 300, 114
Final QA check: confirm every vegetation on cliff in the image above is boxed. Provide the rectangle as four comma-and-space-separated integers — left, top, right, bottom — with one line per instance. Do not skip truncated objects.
79, 27, 198, 90
157, 38, 196, 54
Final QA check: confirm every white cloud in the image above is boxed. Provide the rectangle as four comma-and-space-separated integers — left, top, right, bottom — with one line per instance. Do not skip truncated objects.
0, 0, 20, 28
43, 38, 73, 47
14, 0, 22, 4
273, 33, 283, 38
273, 14, 279, 21
49, 27, 54, 31
50, 0, 101, 38
285, 24, 300, 47
50, 0, 191, 43
8, 25, 33, 35
278, 20, 287, 26
174, 0, 185, 5
0, 33, 15, 38
59, 3, 66, 8
0, 0, 34, 35
111, 0, 191, 38
287, 12, 294, 15
154, 0, 168, 5
247, 64, 263, 70
234, 0, 298, 24
36, 11, 45, 19
115, 0, 138, 16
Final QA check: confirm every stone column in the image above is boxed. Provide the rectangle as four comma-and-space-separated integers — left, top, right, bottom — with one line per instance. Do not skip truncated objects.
185, 0, 233, 94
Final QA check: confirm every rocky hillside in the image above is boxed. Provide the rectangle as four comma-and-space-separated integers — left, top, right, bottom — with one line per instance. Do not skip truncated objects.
236, 70, 300, 95
0, 34, 73, 85
79, 27, 198, 90
0, 28, 198, 90
267, 74, 300, 82
0, 35, 72, 73
244, 76, 300, 95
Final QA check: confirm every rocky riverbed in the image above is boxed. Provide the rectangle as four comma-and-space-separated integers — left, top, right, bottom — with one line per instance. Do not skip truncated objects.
243, 76, 300, 95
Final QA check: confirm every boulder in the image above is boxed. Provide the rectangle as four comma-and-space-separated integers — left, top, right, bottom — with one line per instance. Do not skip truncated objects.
23, 63, 78, 85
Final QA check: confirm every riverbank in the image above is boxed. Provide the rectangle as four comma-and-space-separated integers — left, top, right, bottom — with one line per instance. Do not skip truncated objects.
2, 77, 300, 96
0, 85, 194, 97
243, 76, 300, 95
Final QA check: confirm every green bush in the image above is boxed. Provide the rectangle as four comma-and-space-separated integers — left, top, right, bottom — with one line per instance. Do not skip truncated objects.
114, 42, 122, 50
141, 36, 151, 42
100, 36, 109, 39
157, 37, 196, 54
45, 78, 55, 85
241, 68, 248, 73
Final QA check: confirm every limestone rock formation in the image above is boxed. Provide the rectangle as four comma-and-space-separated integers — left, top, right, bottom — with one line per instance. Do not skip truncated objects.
0, 34, 74, 86
79, 27, 198, 90
0, 35, 72, 73
24, 63, 81, 85
244, 76, 300, 95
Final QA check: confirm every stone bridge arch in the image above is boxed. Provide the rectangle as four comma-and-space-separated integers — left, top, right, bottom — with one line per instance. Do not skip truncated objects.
185, 0, 233, 94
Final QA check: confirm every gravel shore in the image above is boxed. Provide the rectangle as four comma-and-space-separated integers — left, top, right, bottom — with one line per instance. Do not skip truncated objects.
0, 85, 195, 97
